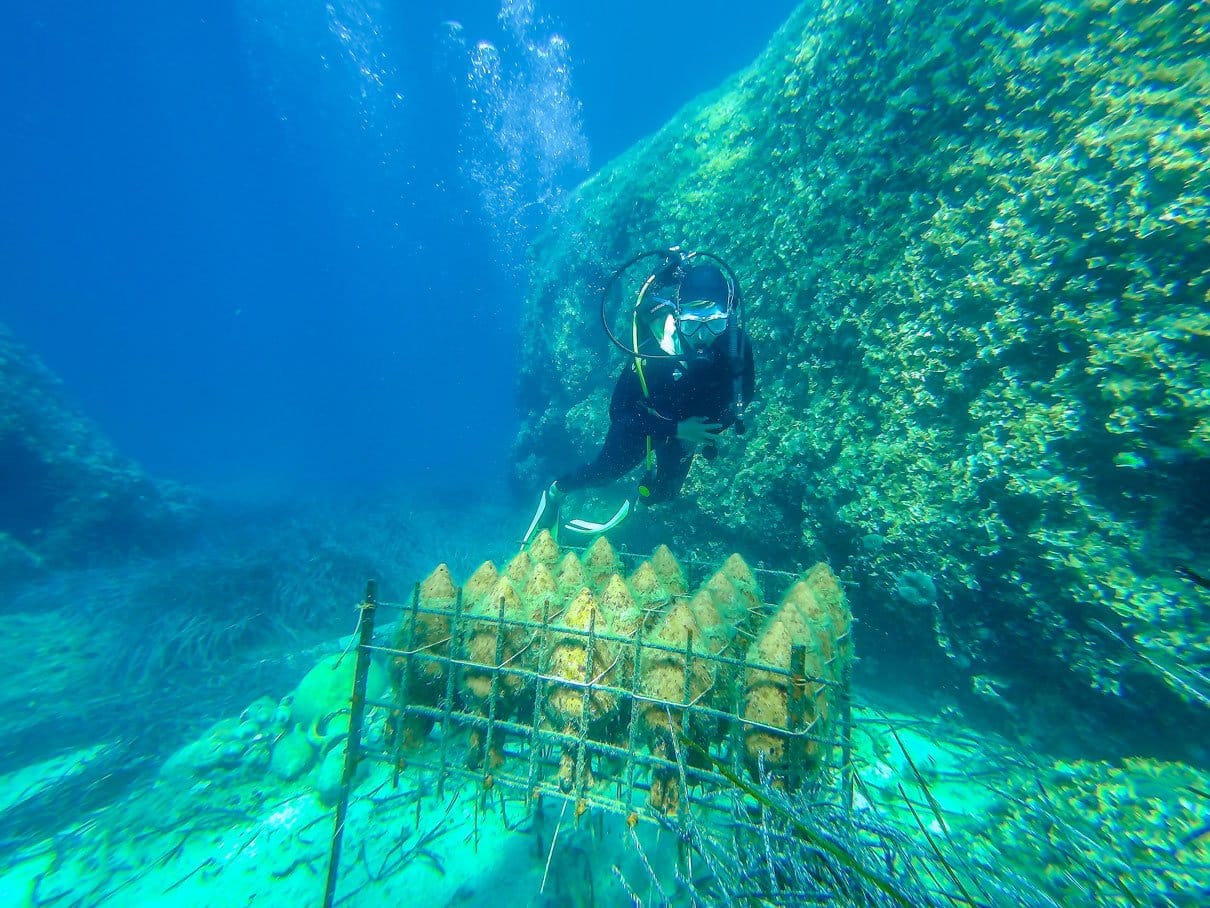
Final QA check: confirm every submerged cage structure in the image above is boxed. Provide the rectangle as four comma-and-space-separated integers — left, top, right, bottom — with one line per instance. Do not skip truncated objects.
322, 534, 855, 907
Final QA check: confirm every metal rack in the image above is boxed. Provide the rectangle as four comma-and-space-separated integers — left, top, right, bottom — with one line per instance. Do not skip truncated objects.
322, 558, 854, 908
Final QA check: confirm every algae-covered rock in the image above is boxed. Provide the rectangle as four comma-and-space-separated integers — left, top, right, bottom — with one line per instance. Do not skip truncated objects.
0, 323, 195, 568
963, 756, 1210, 907
291, 652, 387, 731
160, 717, 264, 779
512, 0, 1210, 744
313, 746, 347, 807
269, 727, 316, 781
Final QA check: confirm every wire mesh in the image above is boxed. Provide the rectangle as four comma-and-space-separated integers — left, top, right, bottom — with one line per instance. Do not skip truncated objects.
361, 571, 851, 828
320, 547, 866, 906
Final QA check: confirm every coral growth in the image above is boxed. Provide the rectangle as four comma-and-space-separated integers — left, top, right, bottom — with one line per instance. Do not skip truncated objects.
640, 588, 732, 813
743, 566, 845, 780
386, 564, 456, 749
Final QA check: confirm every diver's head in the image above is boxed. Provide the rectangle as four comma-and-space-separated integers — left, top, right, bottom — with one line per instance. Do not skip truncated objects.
676, 264, 732, 354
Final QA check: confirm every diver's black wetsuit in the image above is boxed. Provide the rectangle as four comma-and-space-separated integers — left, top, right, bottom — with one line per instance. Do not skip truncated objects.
557, 330, 755, 502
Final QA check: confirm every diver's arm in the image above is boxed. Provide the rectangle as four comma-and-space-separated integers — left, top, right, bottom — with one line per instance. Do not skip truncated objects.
705, 329, 754, 432
610, 365, 676, 438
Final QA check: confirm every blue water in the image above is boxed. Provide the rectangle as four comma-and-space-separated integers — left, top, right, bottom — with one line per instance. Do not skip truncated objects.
1, 0, 796, 498
3, 5, 1207, 905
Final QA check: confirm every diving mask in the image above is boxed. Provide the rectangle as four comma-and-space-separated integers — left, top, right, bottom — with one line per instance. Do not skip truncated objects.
677, 300, 729, 342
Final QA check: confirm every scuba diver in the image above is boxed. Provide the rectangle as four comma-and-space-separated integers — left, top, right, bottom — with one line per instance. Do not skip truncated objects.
522, 247, 755, 544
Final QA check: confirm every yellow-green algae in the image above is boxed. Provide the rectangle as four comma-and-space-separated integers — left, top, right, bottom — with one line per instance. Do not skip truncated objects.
851, 704, 1210, 907
514, 0, 1209, 724
963, 756, 1210, 906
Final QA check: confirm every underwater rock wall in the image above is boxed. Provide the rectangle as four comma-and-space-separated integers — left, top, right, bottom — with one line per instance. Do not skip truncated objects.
0, 322, 193, 577
514, 0, 1210, 743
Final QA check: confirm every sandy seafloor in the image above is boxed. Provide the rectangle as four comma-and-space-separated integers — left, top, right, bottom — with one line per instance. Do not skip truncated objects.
0, 692, 965, 907
7, 658, 1189, 908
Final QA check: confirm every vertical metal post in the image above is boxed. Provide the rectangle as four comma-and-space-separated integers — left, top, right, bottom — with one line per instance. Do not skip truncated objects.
437, 588, 465, 798
482, 597, 508, 788
675, 632, 696, 827
526, 596, 553, 803
322, 579, 378, 908
679, 632, 695, 738
572, 609, 598, 814
728, 666, 748, 832
840, 657, 854, 814
786, 643, 808, 793
623, 623, 644, 812
729, 668, 746, 781
391, 582, 421, 787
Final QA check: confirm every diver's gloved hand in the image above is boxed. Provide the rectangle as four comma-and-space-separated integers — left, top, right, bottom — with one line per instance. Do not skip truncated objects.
676, 416, 724, 446
521, 481, 564, 546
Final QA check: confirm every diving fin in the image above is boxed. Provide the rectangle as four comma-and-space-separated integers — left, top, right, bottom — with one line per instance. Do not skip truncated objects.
521, 482, 564, 546
561, 499, 633, 540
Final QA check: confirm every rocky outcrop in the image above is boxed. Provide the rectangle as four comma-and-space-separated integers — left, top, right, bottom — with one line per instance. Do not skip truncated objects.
0, 322, 194, 576
513, 0, 1209, 750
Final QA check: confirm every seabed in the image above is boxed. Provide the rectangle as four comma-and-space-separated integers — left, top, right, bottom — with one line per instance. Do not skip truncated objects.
0, 542, 1205, 907
0, 699, 970, 906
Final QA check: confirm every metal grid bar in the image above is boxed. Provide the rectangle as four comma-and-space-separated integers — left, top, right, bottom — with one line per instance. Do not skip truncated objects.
367, 596, 848, 808
366, 684, 838, 748
435, 588, 464, 798
362, 603, 849, 688
572, 608, 599, 804
623, 622, 644, 814
322, 580, 378, 908
356, 746, 748, 826
368, 664, 835, 740
387, 583, 421, 786
366, 699, 846, 760
525, 594, 553, 802
480, 596, 509, 780
556, 541, 807, 582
